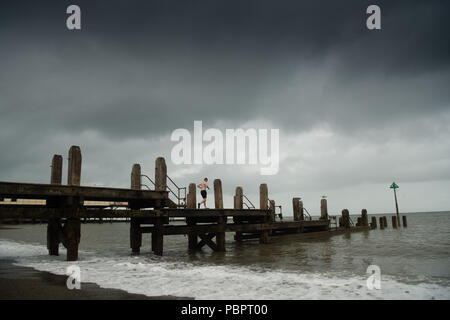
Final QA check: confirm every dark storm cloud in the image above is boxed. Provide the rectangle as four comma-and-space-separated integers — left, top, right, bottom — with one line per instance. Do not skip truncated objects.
1, 0, 448, 138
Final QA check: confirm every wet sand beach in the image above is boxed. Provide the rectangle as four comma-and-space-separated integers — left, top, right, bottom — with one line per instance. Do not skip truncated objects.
0, 259, 192, 300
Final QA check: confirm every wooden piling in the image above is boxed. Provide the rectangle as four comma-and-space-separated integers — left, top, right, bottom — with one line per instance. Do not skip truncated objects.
130, 164, 142, 253
293, 198, 301, 221
234, 187, 243, 210
131, 164, 141, 190
234, 187, 243, 242
341, 209, 350, 228
155, 157, 167, 191
214, 179, 224, 209
67, 146, 82, 186
259, 184, 268, 210
299, 200, 304, 221
216, 216, 226, 251
402, 215, 407, 227
66, 147, 82, 261
47, 155, 63, 256
152, 218, 164, 256
392, 216, 397, 229
361, 209, 369, 227
379, 216, 385, 229
186, 183, 198, 250
214, 179, 225, 251
65, 217, 81, 261
320, 198, 328, 220
269, 200, 276, 222
356, 217, 362, 226
370, 216, 377, 229
50, 155, 63, 185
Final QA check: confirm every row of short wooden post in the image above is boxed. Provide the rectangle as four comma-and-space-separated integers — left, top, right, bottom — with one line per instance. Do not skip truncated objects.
337, 208, 407, 230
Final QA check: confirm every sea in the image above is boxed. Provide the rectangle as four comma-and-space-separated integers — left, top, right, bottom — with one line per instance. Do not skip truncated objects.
1, 211, 449, 299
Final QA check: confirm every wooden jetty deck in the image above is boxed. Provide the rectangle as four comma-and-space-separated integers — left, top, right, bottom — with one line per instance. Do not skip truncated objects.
0, 146, 376, 261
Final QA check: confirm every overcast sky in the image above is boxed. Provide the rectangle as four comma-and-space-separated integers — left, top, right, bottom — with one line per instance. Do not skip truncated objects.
1, 0, 449, 216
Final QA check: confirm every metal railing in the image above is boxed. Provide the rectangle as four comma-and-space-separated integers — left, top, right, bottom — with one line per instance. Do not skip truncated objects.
166, 174, 186, 208
303, 207, 313, 221
243, 194, 255, 209
141, 174, 186, 208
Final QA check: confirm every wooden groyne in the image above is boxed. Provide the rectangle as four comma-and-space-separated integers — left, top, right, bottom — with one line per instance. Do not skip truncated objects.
0, 146, 391, 261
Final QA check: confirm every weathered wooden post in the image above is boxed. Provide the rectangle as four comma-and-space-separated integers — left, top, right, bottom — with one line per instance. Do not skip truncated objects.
260, 184, 268, 210
361, 209, 369, 227
50, 155, 63, 185
131, 164, 141, 190
379, 216, 385, 229
186, 183, 198, 251
320, 198, 328, 220
155, 157, 167, 191
152, 218, 164, 256
66, 146, 82, 261
214, 179, 225, 251
293, 198, 301, 221
402, 215, 407, 227
130, 164, 142, 254
341, 209, 350, 229
47, 155, 63, 256
269, 199, 276, 221
234, 187, 243, 242
234, 187, 243, 210
392, 216, 397, 229
370, 216, 377, 229
356, 217, 362, 226
67, 146, 82, 186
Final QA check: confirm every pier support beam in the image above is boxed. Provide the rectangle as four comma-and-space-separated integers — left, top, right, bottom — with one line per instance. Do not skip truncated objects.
47, 218, 61, 256
341, 209, 350, 229
269, 200, 276, 222
130, 218, 141, 254
67, 146, 82, 186
402, 215, 407, 227
186, 183, 198, 251
65, 146, 82, 261
131, 164, 141, 190
152, 218, 164, 256
214, 179, 224, 209
65, 216, 81, 261
47, 155, 63, 256
234, 187, 243, 210
320, 198, 328, 220
155, 157, 167, 191
379, 217, 385, 229
234, 187, 243, 242
130, 164, 142, 254
214, 179, 225, 251
361, 209, 369, 227
392, 216, 398, 229
293, 198, 304, 221
370, 216, 377, 229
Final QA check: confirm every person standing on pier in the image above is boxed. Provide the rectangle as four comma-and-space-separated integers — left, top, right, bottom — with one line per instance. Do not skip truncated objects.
197, 178, 210, 209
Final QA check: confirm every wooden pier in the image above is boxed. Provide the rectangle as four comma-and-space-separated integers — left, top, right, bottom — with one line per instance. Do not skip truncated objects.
0, 146, 373, 261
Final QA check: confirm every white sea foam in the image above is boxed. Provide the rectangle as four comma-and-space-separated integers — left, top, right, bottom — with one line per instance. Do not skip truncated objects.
0, 239, 449, 300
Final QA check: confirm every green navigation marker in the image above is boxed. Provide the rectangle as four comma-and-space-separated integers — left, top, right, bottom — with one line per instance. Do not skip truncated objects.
390, 182, 399, 189
389, 182, 400, 227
